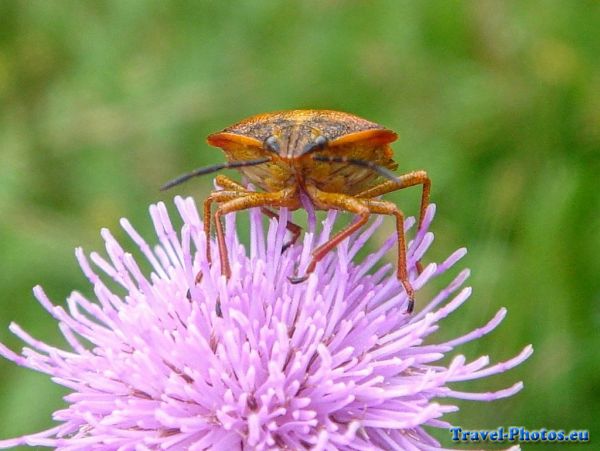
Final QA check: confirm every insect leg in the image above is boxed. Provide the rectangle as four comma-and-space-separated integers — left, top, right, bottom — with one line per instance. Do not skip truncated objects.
362, 198, 416, 313
356, 170, 431, 273
213, 188, 300, 279
205, 175, 252, 266
202, 190, 247, 279
260, 208, 302, 252
214, 175, 302, 252
200, 188, 297, 317
289, 186, 369, 284
214, 174, 247, 191
355, 170, 431, 228
192, 189, 248, 316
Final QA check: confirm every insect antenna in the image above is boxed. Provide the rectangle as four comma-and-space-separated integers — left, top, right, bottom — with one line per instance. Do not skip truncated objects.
312, 155, 401, 184
161, 157, 270, 191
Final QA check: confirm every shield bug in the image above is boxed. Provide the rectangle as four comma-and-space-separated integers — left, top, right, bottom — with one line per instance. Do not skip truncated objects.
162, 110, 430, 313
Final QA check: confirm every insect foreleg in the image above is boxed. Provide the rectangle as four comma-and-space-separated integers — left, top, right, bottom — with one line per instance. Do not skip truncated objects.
259, 208, 302, 252
289, 186, 369, 284
213, 188, 300, 280
214, 175, 302, 252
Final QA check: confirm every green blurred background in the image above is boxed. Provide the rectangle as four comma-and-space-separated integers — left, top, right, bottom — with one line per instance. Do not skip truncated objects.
1, 1, 598, 448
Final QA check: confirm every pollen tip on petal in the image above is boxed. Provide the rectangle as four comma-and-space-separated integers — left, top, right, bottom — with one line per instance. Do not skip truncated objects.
522, 344, 534, 358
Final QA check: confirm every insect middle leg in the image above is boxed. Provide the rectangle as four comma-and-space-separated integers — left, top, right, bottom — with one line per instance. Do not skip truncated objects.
214, 175, 302, 252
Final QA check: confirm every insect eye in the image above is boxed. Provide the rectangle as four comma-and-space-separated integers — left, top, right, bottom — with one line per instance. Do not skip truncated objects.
264, 136, 280, 153
314, 135, 328, 149
302, 135, 329, 155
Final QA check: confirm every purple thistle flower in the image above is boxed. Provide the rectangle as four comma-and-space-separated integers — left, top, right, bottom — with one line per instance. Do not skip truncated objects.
0, 197, 531, 450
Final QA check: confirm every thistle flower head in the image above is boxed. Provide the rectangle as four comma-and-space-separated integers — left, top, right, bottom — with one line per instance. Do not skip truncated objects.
0, 197, 531, 449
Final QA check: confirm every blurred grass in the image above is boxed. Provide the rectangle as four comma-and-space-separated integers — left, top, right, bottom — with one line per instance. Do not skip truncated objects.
0, 0, 598, 448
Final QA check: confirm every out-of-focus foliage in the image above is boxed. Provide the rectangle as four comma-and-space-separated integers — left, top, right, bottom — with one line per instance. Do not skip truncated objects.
0, 1, 598, 447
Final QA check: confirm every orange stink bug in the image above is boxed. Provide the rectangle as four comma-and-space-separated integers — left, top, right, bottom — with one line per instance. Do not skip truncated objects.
162, 110, 430, 313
